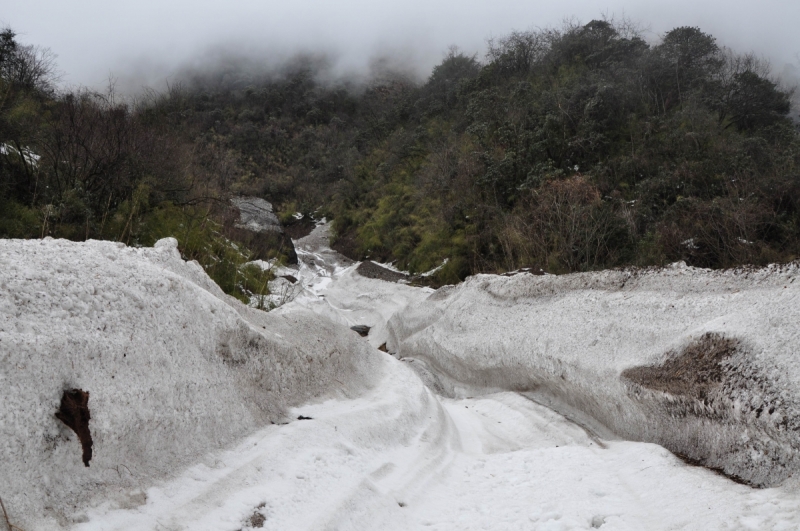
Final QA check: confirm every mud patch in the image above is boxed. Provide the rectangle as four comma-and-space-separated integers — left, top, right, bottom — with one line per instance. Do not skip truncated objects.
55, 389, 93, 467
622, 333, 738, 400
239, 502, 267, 529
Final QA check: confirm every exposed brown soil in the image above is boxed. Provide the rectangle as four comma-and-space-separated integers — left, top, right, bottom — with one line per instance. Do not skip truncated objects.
249, 512, 266, 528
622, 333, 739, 400
355, 261, 408, 282
246, 503, 267, 528
55, 389, 93, 467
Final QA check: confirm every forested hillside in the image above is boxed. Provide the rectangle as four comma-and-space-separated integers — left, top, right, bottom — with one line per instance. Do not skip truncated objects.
2, 20, 798, 286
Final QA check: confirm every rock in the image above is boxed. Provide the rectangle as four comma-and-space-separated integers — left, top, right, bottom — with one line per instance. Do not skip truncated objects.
281, 275, 298, 284
229, 197, 298, 265
231, 197, 282, 233
350, 325, 371, 337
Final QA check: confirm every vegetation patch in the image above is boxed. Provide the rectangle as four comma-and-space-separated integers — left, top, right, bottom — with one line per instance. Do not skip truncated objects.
282, 216, 317, 240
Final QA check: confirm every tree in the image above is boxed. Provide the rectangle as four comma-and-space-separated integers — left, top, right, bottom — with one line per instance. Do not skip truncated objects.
651, 27, 722, 110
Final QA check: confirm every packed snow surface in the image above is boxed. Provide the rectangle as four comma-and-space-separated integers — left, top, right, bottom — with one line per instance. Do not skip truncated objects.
386, 262, 800, 487
3, 223, 800, 530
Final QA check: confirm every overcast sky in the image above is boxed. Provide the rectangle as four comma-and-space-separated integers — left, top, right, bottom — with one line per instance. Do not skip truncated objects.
4, 0, 800, 91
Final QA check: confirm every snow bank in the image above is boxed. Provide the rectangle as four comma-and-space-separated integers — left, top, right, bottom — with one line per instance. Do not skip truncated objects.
73, 354, 457, 531
386, 262, 800, 487
0, 237, 382, 529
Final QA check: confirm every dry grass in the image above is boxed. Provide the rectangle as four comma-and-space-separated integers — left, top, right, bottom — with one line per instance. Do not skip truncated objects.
0, 496, 25, 531
622, 333, 739, 400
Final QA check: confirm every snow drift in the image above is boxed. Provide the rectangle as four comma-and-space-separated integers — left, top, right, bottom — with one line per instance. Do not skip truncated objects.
0, 237, 382, 529
386, 262, 800, 487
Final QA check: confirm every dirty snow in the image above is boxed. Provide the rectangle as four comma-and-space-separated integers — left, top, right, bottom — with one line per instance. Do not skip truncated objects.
386, 262, 800, 487
0, 236, 380, 530
3, 223, 800, 530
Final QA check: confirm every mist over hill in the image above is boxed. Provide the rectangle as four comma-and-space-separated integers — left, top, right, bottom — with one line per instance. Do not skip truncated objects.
1, 17, 799, 289
4, 0, 800, 92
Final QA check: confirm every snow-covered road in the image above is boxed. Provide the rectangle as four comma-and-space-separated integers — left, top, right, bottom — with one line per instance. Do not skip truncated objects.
68, 222, 800, 530
75, 364, 800, 530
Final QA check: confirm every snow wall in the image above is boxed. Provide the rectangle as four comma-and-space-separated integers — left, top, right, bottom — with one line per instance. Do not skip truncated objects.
0, 237, 382, 529
386, 262, 800, 488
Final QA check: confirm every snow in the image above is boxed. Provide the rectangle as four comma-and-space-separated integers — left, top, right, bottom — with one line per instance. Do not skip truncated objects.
0, 236, 381, 530
68, 374, 800, 530
386, 262, 800, 487
4, 223, 800, 530
0, 142, 41, 166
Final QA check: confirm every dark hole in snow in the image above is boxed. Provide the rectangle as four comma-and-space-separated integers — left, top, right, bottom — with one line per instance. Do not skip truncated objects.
297, 415, 313, 420
280, 275, 298, 284
378, 343, 388, 353
55, 389, 93, 467
350, 325, 370, 337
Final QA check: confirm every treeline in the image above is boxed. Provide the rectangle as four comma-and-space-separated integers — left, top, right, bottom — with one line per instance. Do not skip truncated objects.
0, 28, 278, 301
2, 20, 798, 287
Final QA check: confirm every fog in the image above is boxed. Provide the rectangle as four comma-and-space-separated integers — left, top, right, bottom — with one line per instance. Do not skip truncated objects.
4, 0, 800, 92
